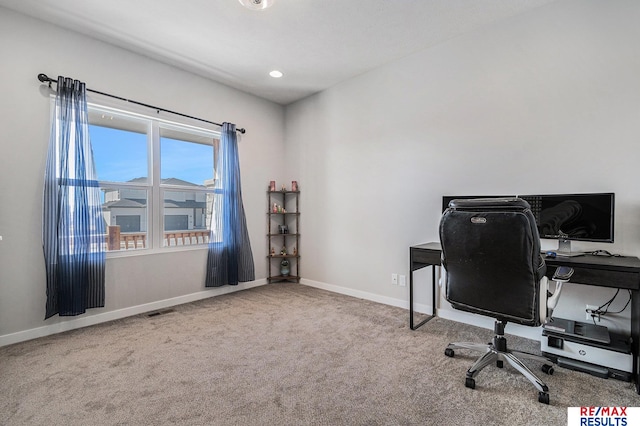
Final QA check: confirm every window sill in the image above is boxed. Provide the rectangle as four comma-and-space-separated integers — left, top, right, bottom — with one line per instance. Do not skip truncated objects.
106, 244, 209, 259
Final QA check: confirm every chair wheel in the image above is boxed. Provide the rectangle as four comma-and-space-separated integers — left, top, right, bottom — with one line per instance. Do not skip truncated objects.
465, 377, 475, 389
444, 348, 455, 357
542, 364, 554, 375
496, 360, 504, 368
538, 391, 550, 404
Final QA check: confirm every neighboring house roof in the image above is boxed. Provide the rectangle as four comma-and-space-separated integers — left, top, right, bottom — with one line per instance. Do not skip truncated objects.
103, 198, 146, 209
161, 177, 206, 188
125, 177, 148, 184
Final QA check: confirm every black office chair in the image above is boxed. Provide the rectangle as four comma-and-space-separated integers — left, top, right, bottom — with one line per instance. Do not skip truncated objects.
439, 198, 572, 404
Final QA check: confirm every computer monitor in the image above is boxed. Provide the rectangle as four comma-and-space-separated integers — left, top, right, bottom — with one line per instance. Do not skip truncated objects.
442, 193, 615, 256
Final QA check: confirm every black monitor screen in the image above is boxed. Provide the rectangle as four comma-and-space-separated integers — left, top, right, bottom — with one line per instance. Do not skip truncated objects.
442, 193, 615, 243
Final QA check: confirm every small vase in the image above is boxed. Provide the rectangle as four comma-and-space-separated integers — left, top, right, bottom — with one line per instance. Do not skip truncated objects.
280, 259, 290, 276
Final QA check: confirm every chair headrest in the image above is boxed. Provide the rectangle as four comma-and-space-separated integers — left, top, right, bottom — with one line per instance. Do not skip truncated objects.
447, 197, 531, 211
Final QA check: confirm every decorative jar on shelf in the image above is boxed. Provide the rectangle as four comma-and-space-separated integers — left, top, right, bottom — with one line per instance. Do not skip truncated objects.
280, 259, 290, 276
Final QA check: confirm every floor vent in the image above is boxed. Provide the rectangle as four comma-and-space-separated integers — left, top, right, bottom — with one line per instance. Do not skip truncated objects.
147, 309, 176, 317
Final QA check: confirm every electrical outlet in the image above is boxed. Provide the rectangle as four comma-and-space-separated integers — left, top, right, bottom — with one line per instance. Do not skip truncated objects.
586, 304, 600, 322
399, 275, 406, 287
392, 273, 398, 285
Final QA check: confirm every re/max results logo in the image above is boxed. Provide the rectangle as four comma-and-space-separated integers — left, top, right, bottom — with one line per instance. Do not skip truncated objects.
567, 407, 640, 426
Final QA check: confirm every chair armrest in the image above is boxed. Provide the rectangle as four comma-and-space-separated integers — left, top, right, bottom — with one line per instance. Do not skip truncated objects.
552, 266, 574, 282
546, 266, 574, 320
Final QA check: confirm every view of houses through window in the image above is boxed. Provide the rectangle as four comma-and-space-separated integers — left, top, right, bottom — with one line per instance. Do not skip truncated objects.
88, 105, 220, 252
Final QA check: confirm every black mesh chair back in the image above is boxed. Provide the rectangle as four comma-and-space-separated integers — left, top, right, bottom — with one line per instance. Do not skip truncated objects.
440, 197, 546, 326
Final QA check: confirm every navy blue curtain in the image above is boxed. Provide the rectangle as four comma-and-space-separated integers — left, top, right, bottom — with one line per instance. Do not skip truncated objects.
43, 77, 105, 319
205, 123, 255, 286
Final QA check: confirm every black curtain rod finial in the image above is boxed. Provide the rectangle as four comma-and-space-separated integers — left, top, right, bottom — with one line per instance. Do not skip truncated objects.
38, 73, 55, 87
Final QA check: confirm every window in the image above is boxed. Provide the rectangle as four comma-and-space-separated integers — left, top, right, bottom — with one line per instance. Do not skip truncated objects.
160, 126, 217, 247
88, 105, 219, 253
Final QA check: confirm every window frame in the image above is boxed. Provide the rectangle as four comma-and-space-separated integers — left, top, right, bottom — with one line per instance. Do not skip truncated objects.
86, 103, 221, 257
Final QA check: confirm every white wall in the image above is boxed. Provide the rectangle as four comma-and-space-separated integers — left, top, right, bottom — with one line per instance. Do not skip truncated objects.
286, 0, 640, 336
0, 8, 285, 345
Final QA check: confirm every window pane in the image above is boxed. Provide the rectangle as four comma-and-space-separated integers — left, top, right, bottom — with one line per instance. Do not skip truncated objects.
101, 187, 148, 251
160, 127, 214, 186
89, 111, 148, 183
163, 189, 211, 247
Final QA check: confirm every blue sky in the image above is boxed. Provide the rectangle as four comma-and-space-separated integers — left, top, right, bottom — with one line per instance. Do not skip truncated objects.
90, 125, 213, 185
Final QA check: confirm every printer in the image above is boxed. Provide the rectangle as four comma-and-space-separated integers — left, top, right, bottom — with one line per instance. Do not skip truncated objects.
541, 317, 632, 381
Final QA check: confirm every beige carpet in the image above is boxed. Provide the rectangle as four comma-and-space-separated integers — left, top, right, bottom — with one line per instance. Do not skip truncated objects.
1, 283, 638, 425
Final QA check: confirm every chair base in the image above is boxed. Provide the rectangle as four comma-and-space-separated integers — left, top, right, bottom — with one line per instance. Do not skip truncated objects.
444, 322, 555, 404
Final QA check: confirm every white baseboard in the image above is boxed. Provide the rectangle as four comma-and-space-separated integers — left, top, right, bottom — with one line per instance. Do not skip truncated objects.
0, 279, 267, 348
300, 279, 541, 342
300, 278, 433, 317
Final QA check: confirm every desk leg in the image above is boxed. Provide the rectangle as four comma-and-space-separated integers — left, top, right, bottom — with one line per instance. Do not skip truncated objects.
432, 266, 437, 316
632, 288, 640, 394
409, 264, 437, 330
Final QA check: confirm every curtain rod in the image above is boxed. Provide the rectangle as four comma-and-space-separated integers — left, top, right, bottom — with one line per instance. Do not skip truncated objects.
37, 73, 246, 134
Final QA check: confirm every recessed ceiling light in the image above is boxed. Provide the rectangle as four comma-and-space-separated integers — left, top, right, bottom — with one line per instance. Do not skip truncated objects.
269, 70, 283, 78
238, 0, 275, 10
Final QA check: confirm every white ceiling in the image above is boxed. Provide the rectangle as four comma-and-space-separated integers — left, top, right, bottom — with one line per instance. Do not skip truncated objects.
1, 0, 558, 105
